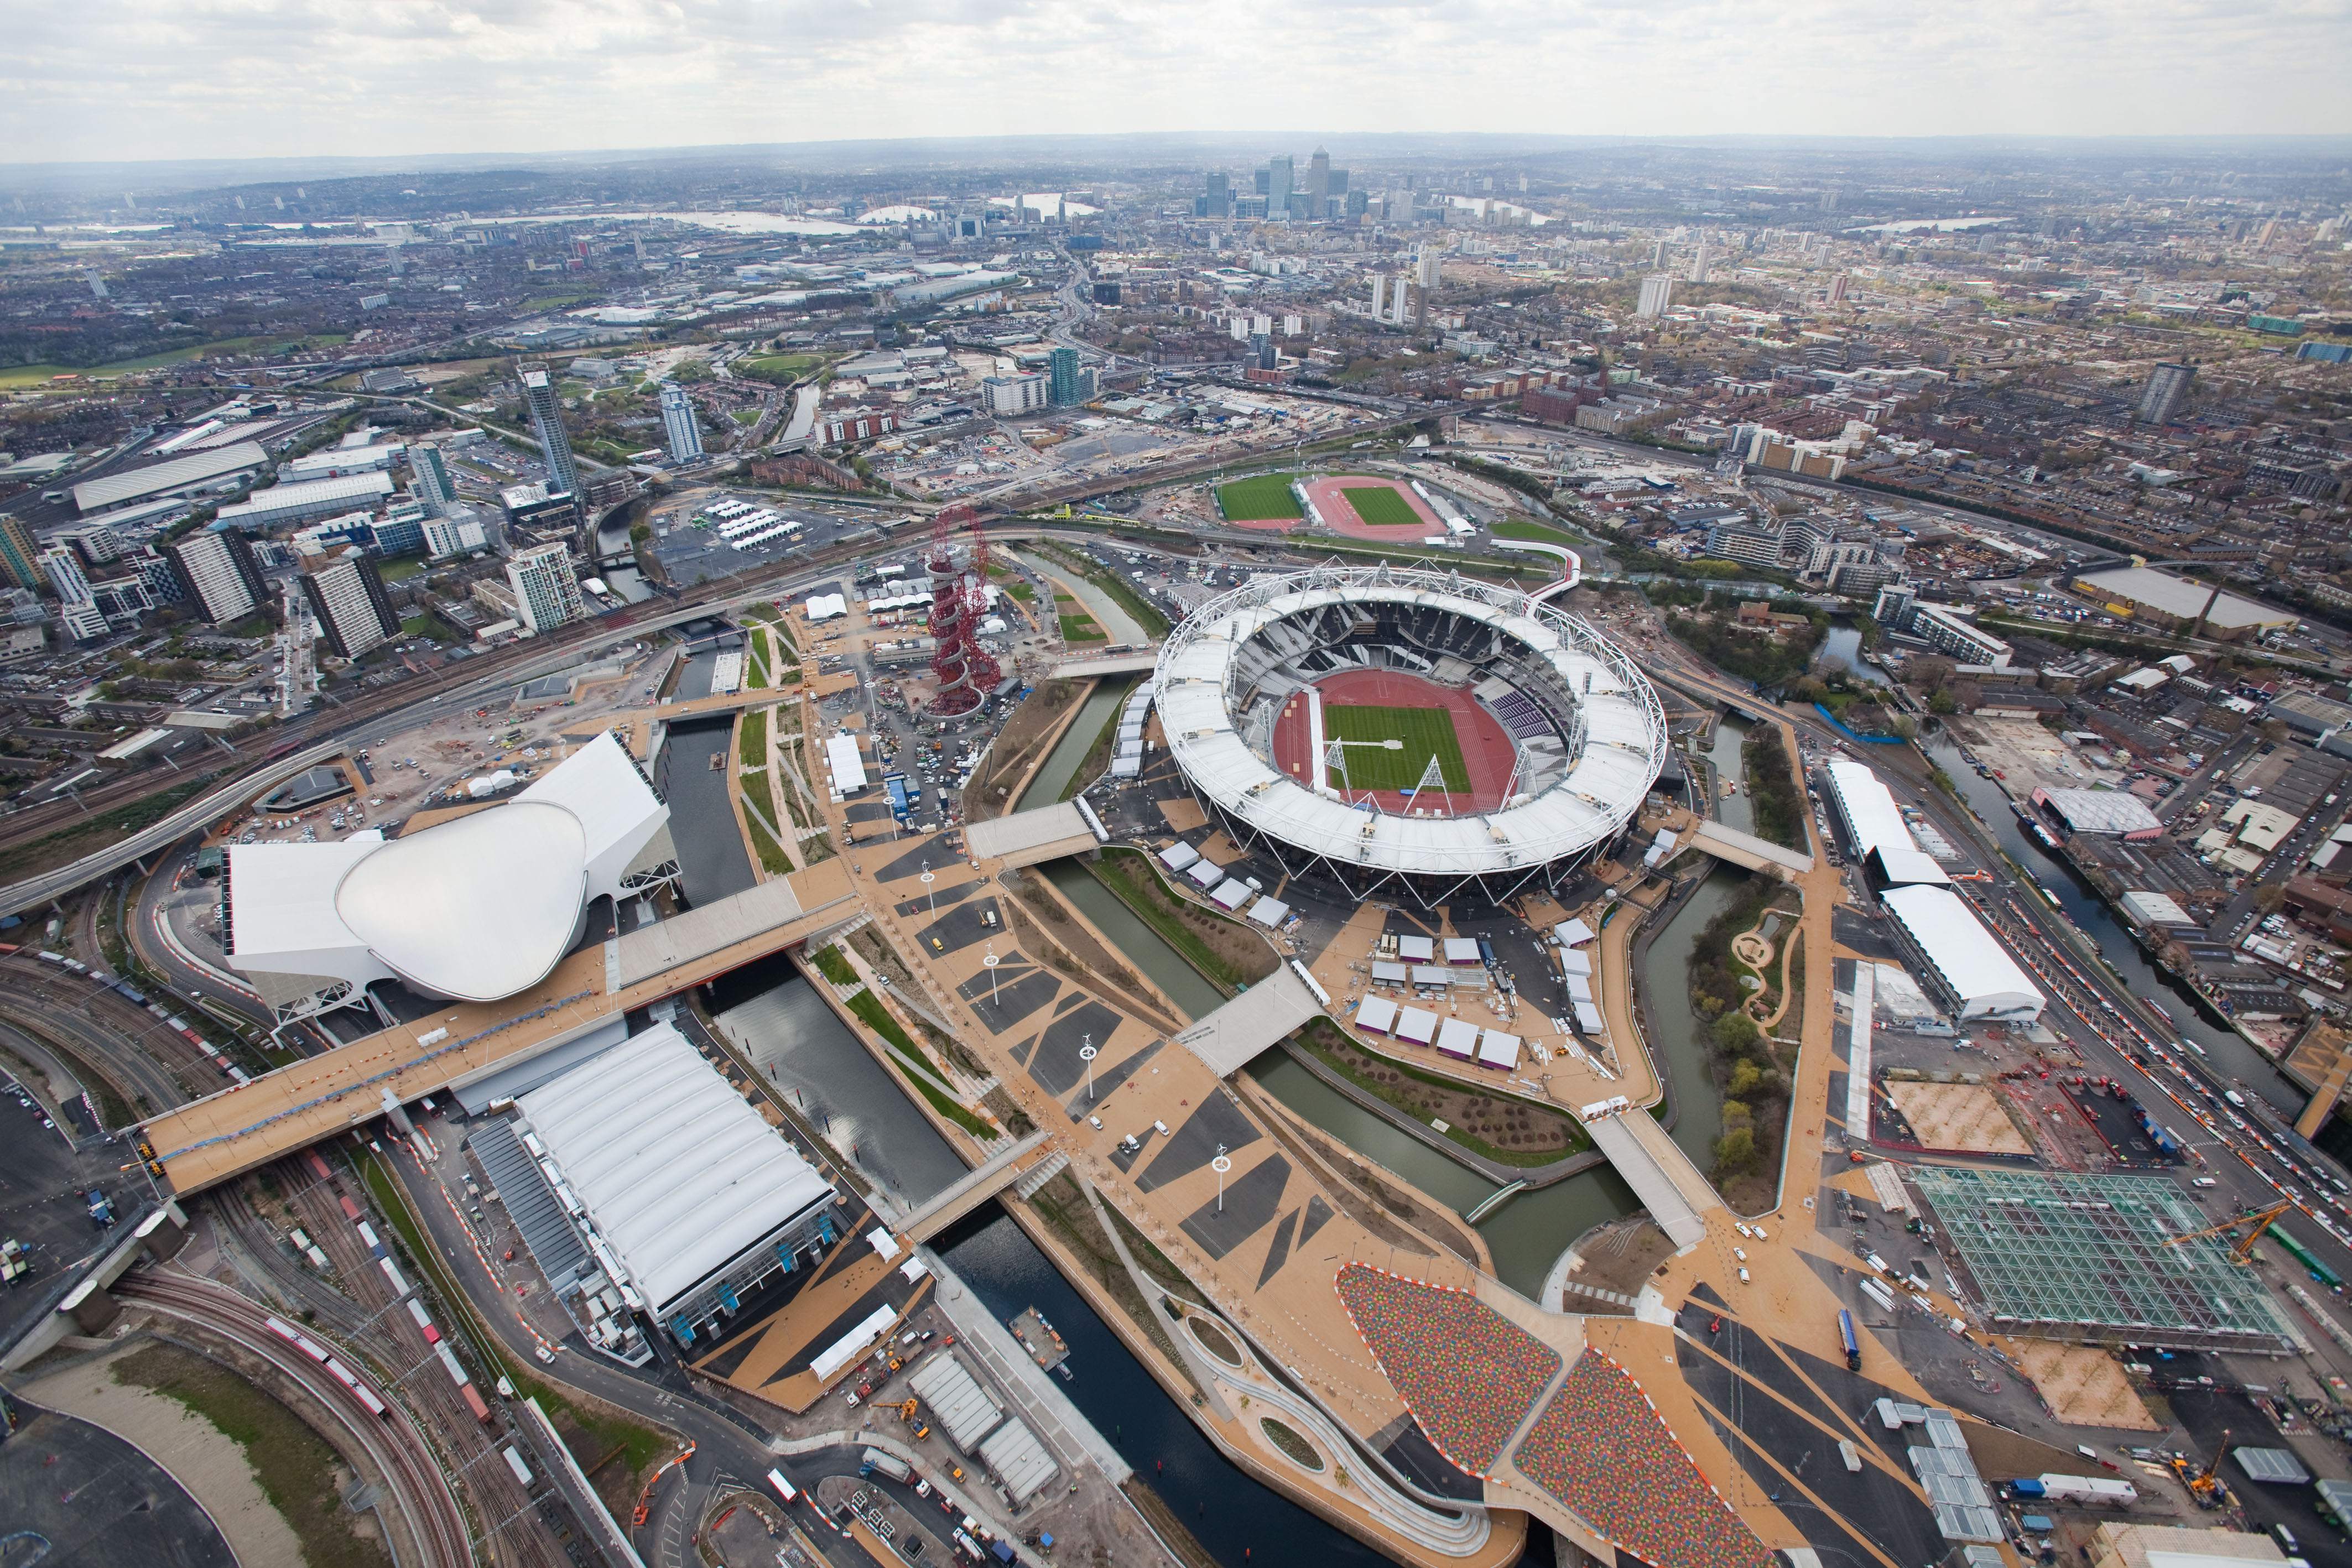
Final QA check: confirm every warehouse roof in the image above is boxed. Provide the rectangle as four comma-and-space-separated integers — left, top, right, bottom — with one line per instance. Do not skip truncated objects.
72, 441, 267, 512
518, 1022, 834, 1316
906, 1353, 1005, 1454
2075, 567, 2294, 631
212, 470, 394, 524
977, 1415, 1058, 1503
2041, 789, 2163, 836
1825, 759, 1914, 859
1880, 885, 2045, 1020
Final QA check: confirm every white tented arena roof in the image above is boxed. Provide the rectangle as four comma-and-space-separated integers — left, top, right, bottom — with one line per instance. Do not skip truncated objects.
1156, 569, 1667, 879
227, 731, 667, 1005
1825, 759, 1913, 860
518, 1022, 834, 1317
1879, 885, 2046, 1022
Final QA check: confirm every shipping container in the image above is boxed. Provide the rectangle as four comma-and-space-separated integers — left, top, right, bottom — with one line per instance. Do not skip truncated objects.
460, 1383, 493, 1424
502, 1446, 533, 1487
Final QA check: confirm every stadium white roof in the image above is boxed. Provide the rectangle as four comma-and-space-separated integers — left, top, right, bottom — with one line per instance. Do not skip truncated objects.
518, 1022, 834, 1317
1156, 570, 1666, 878
228, 733, 666, 1004
1879, 884, 2046, 1022
1824, 759, 1913, 860
2041, 789, 2163, 836
72, 441, 267, 512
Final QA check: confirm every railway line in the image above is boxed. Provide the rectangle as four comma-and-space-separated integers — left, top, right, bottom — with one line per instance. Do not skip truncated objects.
284, 1150, 579, 1568
111, 1266, 473, 1568
0, 954, 207, 1117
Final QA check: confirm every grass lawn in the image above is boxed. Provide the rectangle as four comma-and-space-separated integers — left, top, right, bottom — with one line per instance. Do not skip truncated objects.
0, 334, 350, 390
377, 554, 426, 582
1215, 472, 1305, 522
811, 945, 858, 985
1324, 704, 1470, 793
1060, 614, 1108, 642
731, 408, 760, 424
1492, 518, 1581, 546
1338, 483, 1423, 527
113, 1342, 392, 1568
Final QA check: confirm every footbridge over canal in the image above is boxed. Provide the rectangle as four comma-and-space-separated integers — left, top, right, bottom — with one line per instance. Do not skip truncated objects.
898, 1131, 1059, 1242
1684, 818, 1814, 877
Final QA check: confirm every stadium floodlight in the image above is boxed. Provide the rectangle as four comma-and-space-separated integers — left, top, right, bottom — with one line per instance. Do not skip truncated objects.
1404, 753, 1451, 813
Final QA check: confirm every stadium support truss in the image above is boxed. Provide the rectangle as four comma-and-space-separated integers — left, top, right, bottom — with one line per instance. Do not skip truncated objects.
1156, 564, 1668, 908
1906, 1167, 2297, 1354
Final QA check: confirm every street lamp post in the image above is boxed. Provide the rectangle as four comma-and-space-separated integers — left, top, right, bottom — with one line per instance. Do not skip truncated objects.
1080, 1037, 1097, 1102
1213, 1145, 1231, 1212
983, 947, 1001, 1006
920, 862, 936, 916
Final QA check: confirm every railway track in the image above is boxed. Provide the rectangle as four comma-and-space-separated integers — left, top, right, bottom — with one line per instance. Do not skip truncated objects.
286, 1154, 576, 1568
0, 960, 202, 1115
112, 1266, 473, 1568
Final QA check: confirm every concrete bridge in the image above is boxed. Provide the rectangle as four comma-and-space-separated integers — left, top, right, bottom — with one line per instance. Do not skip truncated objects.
900, 1132, 1059, 1242
962, 799, 1105, 869
1686, 819, 1814, 877
1047, 651, 1159, 680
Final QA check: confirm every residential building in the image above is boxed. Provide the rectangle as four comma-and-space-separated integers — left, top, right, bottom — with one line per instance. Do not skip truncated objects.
505, 541, 588, 635
1416, 245, 1443, 289
1872, 582, 1919, 630
59, 601, 111, 642
1636, 275, 1675, 318
1705, 520, 1787, 570
423, 510, 492, 560
1827, 273, 1850, 305
1912, 602, 2013, 667
163, 528, 268, 626
1048, 346, 1083, 407
659, 383, 703, 463
39, 546, 92, 606
59, 526, 125, 566
982, 373, 1049, 416
0, 515, 41, 593
300, 554, 402, 660
410, 443, 458, 512
521, 369, 581, 498
2135, 362, 2195, 426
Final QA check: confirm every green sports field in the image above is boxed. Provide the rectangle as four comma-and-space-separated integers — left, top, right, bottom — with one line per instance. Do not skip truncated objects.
1215, 473, 1305, 522
1324, 705, 1470, 793
1339, 485, 1423, 527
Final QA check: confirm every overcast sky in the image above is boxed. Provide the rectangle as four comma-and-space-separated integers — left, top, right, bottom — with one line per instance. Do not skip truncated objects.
5, 0, 2350, 166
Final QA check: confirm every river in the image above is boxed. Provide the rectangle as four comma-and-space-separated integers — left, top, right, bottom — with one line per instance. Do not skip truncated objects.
594, 513, 654, 603
1923, 730, 2312, 1111
1014, 550, 1150, 646
1015, 678, 1138, 810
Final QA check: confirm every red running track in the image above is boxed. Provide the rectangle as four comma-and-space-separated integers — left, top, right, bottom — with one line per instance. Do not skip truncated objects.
1269, 668, 1517, 814
1226, 476, 1446, 540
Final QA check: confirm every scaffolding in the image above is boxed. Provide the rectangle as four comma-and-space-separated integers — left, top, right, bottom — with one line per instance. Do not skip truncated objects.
1906, 1167, 2298, 1354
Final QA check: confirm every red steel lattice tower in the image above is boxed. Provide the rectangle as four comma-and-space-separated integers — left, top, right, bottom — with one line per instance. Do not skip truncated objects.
925, 504, 1000, 716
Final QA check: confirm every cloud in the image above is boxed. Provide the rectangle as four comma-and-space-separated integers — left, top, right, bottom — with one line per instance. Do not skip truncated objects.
1, 0, 2347, 165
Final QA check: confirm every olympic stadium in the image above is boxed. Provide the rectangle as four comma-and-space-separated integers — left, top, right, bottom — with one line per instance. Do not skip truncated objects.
1154, 566, 1669, 907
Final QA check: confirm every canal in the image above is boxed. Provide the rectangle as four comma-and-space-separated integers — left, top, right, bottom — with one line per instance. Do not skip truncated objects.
1923, 731, 2312, 1111
1014, 677, 1137, 811
1014, 550, 1151, 647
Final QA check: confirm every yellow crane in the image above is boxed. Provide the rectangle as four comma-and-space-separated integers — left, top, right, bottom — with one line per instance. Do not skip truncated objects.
2161, 1201, 2294, 1264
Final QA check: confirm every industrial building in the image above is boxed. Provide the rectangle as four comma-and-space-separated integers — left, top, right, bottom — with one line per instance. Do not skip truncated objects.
211, 470, 397, 531
904, 1354, 1059, 1503
1877, 884, 2046, 1022
509, 1022, 839, 1346
71, 441, 268, 514
1907, 1168, 2293, 1352
1822, 758, 1917, 861
2038, 789, 2164, 838
223, 732, 677, 1019
2073, 568, 2296, 641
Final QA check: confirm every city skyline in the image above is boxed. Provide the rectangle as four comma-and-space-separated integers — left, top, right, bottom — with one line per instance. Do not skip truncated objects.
4, 1, 2351, 166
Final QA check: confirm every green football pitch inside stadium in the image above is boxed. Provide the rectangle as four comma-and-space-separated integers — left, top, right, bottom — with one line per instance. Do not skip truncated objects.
1338, 485, 1423, 527
1323, 705, 1471, 793
1215, 473, 1305, 521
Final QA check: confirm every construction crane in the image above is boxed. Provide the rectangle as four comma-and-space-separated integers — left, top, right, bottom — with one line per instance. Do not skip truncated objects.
2170, 1428, 2231, 1509
2161, 1201, 2294, 1265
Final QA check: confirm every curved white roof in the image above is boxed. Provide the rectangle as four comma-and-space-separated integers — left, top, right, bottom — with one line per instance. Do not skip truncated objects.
228, 731, 667, 1006
1156, 569, 1666, 876
337, 802, 587, 1002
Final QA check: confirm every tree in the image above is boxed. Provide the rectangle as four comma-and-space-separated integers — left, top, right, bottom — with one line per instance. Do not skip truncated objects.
1929, 688, 1958, 715
2254, 884, 2288, 914
1713, 1012, 1761, 1055
1712, 1127, 1757, 1173
2259, 719, 2289, 746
